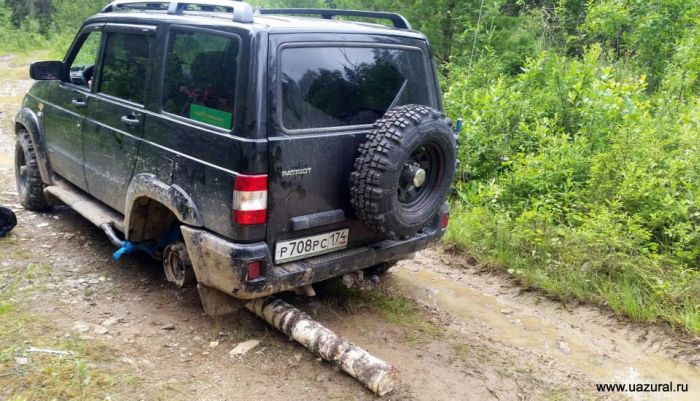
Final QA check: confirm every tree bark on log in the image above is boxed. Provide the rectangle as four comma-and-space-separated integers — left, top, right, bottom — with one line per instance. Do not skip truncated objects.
245, 297, 399, 396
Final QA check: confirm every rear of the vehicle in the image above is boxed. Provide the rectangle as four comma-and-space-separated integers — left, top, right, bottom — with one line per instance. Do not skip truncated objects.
265, 27, 444, 261
184, 16, 455, 302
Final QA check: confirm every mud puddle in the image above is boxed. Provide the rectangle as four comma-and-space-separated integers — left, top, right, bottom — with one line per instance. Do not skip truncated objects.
388, 263, 700, 400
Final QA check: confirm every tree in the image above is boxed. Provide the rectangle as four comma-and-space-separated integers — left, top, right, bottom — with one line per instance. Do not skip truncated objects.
5, 0, 54, 27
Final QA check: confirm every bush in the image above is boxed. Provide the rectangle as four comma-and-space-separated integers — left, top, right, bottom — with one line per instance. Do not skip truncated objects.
445, 7, 700, 333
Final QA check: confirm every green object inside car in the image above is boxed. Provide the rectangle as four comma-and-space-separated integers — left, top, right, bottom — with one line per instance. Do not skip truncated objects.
189, 103, 231, 129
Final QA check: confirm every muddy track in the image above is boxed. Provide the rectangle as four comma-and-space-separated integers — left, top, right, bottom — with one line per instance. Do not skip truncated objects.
1, 60, 699, 401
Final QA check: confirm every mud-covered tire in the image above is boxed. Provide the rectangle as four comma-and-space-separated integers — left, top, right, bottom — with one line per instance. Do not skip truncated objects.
15, 129, 48, 211
350, 105, 457, 239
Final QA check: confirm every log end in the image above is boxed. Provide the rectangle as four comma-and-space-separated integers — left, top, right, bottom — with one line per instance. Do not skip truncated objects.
371, 368, 400, 397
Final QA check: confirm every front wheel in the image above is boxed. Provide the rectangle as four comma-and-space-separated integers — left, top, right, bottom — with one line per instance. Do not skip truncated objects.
15, 130, 49, 211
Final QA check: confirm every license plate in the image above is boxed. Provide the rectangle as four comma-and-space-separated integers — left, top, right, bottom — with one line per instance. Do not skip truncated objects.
275, 229, 349, 263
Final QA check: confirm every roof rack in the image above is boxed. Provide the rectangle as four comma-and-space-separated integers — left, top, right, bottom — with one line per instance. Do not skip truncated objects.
257, 8, 411, 30
101, 0, 254, 23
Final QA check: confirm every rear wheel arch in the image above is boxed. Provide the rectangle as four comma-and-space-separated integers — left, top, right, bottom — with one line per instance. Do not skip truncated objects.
126, 197, 199, 289
124, 174, 203, 242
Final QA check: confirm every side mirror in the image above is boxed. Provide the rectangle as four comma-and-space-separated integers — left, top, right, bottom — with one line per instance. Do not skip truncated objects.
29, 61, 65, 81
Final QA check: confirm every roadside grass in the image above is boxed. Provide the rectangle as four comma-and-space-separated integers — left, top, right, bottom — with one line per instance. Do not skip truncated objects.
0, 93, 24, 108
0, 243, 140, 400
445, 205, 700, 336
0, 50, 55, 81
452, 343, 489, 366
315, 279, 442, 342
0, 307, 134, 400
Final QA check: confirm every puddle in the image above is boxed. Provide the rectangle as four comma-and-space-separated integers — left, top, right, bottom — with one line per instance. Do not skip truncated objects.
390, 267, 700, 401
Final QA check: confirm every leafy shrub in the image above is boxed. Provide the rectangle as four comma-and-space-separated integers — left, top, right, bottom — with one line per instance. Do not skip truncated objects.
445, 5, 700, 333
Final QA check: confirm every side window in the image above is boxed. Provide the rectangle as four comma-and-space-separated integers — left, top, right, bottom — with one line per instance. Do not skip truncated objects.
67, 31, 102, 88
162, 30, 238, 130
98, 32, 152, 104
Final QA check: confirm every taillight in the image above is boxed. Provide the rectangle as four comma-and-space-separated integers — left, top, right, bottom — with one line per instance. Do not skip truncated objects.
233, 174, 267, 225
246, 261, 261, 280
440, 213, 449, 229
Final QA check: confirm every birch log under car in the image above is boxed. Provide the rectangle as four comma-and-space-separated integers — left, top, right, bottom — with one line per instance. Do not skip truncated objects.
14, 0, 456, 314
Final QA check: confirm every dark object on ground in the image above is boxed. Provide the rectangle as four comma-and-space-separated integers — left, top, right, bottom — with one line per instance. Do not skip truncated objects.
0, 207, 17, 237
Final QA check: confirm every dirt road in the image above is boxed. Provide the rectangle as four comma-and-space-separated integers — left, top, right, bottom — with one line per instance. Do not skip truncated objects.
1, 55, 699, 401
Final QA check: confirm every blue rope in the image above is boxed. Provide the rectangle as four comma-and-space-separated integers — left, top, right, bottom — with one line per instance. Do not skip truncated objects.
112, 222, 182, 261
113, 241, 157, 260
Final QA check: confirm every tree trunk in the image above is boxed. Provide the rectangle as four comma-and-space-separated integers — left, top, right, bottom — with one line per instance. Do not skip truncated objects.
246, 297, 399, 396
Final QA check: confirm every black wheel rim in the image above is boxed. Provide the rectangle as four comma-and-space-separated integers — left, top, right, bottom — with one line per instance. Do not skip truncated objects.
397, 142, 444, 212
15, 148, 28, 196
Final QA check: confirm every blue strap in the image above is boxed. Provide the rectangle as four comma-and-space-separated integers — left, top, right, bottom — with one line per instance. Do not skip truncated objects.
112, 222, 183, 261
112, 241, 157, 261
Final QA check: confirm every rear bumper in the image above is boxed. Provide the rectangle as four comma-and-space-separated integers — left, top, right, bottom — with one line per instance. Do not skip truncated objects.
180, 210, 447, 300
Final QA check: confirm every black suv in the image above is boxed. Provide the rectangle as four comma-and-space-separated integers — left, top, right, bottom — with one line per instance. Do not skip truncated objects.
15, 0, 456, 313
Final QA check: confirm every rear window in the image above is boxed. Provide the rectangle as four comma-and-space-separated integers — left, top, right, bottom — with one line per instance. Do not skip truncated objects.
279, 46, 434, 131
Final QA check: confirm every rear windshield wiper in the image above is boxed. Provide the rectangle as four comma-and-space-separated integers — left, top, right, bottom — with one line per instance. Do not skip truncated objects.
386, 79, 408, 111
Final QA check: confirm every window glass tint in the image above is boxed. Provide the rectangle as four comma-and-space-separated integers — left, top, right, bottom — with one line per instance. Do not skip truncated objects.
99, 33, 151, 104
68, 31, 102, 87
162, 30, 238, 130
280, 46, 433, 130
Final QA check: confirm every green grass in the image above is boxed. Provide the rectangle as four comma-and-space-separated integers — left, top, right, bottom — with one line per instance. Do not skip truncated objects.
0, 305, 141, 401
0, 50, 55, 81
445, 205, 700, 336
315, 279, 442, 342
0, 243, 140, 400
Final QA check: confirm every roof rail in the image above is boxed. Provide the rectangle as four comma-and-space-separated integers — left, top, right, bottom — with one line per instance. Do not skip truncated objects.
101, 0, 254, 23
257, 8, 411, 30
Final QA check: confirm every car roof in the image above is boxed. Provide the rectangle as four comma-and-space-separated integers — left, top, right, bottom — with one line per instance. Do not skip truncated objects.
85, 12, 427, 40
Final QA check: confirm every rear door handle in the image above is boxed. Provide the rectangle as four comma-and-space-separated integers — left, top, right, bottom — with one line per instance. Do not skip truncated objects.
120, 115, 141, 128
71, 98, 87, 108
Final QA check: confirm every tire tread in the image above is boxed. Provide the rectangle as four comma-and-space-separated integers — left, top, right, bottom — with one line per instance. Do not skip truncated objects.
350, 105, 455, 239
16, 129, 49, 211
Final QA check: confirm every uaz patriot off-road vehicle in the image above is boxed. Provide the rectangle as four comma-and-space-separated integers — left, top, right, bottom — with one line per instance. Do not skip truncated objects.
15, 0, 457, 313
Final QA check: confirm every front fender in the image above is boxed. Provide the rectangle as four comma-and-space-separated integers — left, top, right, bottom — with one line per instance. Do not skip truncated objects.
125, 174, 203, 239
15, 108, 53, 185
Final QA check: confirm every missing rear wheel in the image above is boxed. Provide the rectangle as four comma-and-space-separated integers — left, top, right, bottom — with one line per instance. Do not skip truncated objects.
163, 242, 196, 288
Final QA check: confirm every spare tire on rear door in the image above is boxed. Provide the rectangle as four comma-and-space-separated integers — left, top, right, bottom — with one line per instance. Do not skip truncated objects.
350, 104, 457, 239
